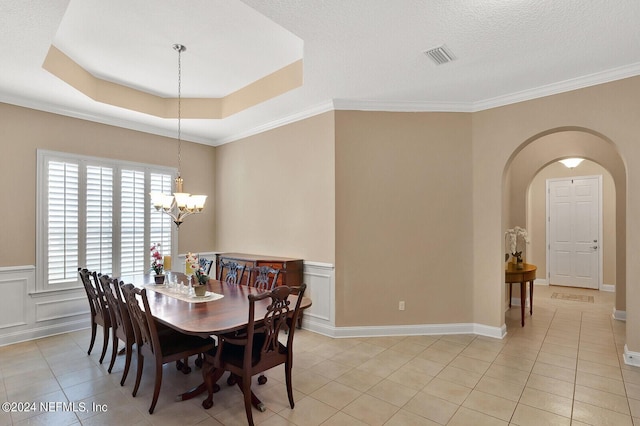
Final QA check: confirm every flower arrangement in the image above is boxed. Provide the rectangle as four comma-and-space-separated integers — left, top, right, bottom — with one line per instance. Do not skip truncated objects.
150, 243, 164, 275
504, 226, 530, 263
186, 252, 209, 285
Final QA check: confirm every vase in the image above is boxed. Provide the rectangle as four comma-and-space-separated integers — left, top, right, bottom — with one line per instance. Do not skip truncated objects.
194, 284, 207, 297
154, 274, 165, 284
516, 258, 524, 270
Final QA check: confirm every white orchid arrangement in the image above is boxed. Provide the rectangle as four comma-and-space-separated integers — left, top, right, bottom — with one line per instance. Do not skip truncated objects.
186, 252, 208, 284
505, 226, 530, 261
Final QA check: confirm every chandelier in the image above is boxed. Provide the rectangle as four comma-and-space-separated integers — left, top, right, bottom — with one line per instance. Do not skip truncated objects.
150, 44, 207, 228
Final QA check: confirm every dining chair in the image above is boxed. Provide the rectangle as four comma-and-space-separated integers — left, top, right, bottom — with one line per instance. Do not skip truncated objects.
78, 268, 111, 364
121, 284, 215, 414
98, 275, 135, 385
201, 284, 307, 426
218, 260, 246, 285
199, 257, 213, 275
247, 266, 280, 291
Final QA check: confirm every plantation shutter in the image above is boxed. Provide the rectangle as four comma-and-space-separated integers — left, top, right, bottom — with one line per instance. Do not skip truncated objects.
38, 151, 175, 291
120, 169, 146, 276
47, 161, 79, 284
85, 165, 114, 275
149, 173, 173, 264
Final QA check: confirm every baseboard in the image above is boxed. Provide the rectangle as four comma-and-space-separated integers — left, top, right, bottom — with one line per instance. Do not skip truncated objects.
534, 279, 548, 286
301, 319, 506, 340
613, 308, 626, 322
0, 318, 89, 347
600, 284, 615, 292
624, 344, 640, 367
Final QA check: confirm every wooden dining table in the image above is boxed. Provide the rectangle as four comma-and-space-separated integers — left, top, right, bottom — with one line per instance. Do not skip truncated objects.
119, 272, 312, 406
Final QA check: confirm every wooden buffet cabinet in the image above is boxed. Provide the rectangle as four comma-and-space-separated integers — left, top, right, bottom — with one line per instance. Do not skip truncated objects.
215, 253, 304, 287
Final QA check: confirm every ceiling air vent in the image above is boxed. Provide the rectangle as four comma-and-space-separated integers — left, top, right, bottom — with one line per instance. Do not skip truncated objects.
424, 45, 456, 65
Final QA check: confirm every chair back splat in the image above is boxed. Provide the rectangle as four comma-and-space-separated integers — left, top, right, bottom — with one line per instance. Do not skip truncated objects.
202, 284, 307, 425
247, 266, 280, 291
199, 257, 213, 275
218, 260, 246, 285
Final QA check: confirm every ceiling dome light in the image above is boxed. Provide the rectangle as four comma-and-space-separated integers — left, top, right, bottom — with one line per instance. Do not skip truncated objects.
559, 158, 584, 168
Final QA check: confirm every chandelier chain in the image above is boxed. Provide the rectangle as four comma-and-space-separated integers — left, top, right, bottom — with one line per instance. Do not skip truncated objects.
177, 44, 182, 175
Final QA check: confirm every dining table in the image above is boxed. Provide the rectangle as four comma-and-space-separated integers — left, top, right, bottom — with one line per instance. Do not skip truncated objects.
119, 271, 312, 408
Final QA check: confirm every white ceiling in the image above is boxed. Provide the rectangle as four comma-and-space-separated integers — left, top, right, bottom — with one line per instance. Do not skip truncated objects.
2, 0, 640, 146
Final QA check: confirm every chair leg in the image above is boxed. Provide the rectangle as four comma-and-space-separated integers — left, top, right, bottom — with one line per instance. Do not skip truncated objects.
107, 332, 119, 373
285, 360, 294, 409
176, 357, 191, 374
132, 352, 144, 397
87, 322, 97, 355
149, 362, 163, 414
120, 342, 133, 386
99, 325, 109, 364
241, 374, 254, 426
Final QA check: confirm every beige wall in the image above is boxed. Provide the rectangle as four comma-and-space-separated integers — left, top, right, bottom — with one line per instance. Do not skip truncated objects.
214, 112, 335, 263
335, 111, 473, 326
473, 76, 640, 350
5, 74, 640, 351
528, 160, 615, 285
0, 102, 216, 266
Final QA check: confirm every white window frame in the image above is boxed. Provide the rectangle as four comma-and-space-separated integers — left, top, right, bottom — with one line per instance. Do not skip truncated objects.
36, 150, 177, 293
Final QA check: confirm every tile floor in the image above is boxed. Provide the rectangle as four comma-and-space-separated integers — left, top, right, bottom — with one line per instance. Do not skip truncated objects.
0, 284, 638, 425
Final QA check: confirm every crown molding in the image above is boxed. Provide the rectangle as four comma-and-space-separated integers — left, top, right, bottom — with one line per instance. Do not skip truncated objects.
0, 93, 214, 145
472, 61, 640, 112
221, 62, 640, 143
332, 99, 474, 113
5, 62, 640, 147
215, 100, 335, 145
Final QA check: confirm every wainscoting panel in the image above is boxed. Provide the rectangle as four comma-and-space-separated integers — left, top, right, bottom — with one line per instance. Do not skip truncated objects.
0, 266, 89, 347
302, 261, 335, 331
0, 271, 29, 330
35, 296, 89, 322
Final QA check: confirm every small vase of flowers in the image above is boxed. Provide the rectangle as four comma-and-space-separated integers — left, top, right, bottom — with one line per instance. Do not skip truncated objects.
186, 252, 209, 295
150, 243, 165, 284
505, 227, 530, 270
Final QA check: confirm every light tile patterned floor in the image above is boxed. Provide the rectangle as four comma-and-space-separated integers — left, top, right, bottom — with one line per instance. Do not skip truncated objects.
0, 284, 637, 425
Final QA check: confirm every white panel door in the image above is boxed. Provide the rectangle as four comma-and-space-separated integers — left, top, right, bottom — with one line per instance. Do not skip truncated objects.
548, 176, 600, 289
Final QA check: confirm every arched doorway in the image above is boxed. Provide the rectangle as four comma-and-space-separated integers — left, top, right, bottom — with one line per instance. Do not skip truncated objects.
503, 128, 626, 331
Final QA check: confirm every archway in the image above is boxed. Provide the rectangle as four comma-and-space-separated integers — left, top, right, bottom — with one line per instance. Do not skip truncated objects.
502, 128, 626, 331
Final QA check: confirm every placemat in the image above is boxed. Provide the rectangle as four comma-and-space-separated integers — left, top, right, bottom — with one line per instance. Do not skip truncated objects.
145, 284, 224, 303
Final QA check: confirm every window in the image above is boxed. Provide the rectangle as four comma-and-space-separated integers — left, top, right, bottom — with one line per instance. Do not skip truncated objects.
37, 150, 175, 291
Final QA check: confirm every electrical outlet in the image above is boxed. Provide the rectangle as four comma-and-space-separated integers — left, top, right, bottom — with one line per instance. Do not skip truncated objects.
399, 301, 405, 311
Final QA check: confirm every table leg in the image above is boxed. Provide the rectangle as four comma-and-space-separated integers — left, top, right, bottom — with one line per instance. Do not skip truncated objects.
177, 365, 222, 403
176, 383, 209, 401
529, 280, 534, 315
520, 281, 525, 327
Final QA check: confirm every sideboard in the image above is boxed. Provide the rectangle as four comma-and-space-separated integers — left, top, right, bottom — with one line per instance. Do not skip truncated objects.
214, 253, 304, 287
